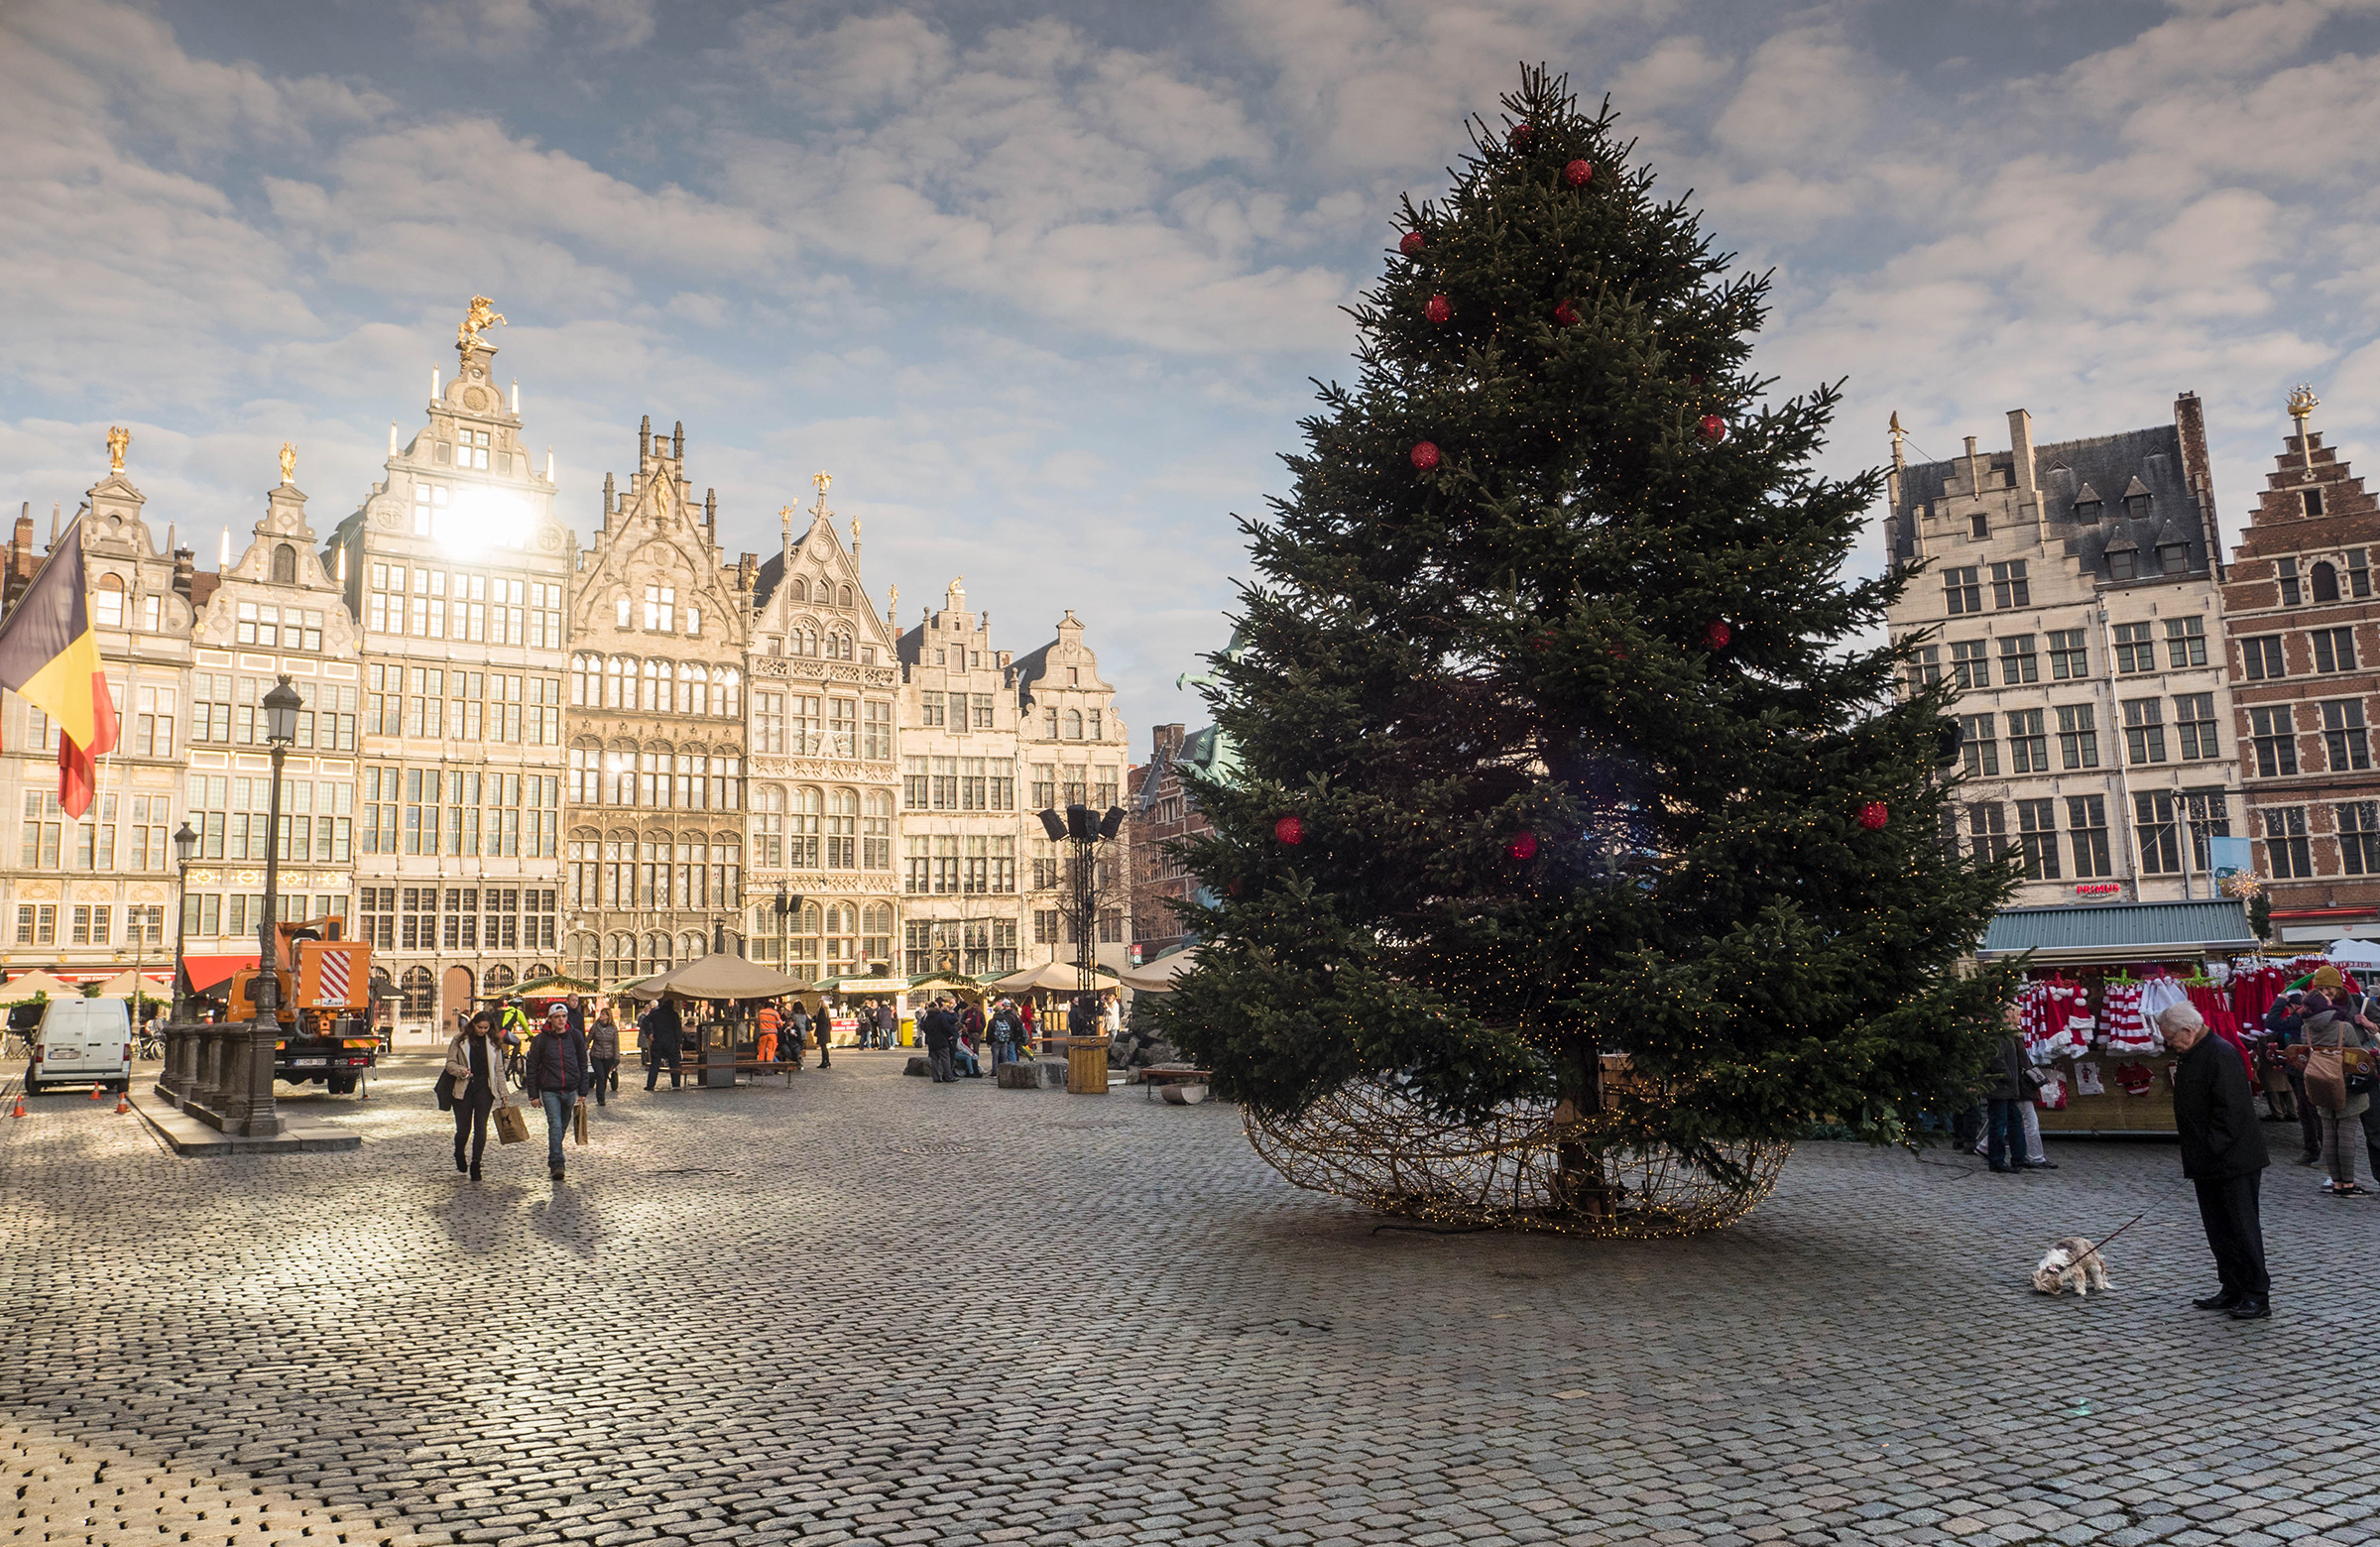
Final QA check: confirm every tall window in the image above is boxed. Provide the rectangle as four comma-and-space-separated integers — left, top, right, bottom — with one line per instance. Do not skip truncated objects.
2276, 557, 2301, 607
864, 790, 893, 871
2249, 706, 2297, 777
788, 786, 821, 868
95, 574, 124, 628
2264, 806, 2312, 879
864, 701, 892, 761
401, 967, 433, 1018
2322, 700, 2370, 772
645, 585, 675, 632
1943, 566, 1981, 615
2121, 698, 2166, 765
2241, 637, 2285, 679
2313, 561, 2340, 604
1065, 709, 1084, 740
756, 692, 784, 754
2312, 626, 2356, 673
2066, 795, 2112, 878
1950, 641, 1988, 689
2164, 617, 2207, 667
2112, 623, 2154, 673
826, 788, 858, 869
2048, 629, 2088, 679
752, 784, 784, 867
2056, 704, 2099, 770
1990, 560, 2029, 609
2185, 788, 2230, 873
2014, 799, 2059, 880
2351, 549, 2372, 599
1998, 636, 2039, 684
1965, 803, 2008, 861
2007, 709, 2048, 774
2340, 802, 2380, 876
2175, 694, 2219, 761
2134, 791, 2181, 874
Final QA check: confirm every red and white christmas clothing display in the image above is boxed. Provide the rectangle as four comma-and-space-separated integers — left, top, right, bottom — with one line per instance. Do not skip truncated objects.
2030, 1068, 2069, 1111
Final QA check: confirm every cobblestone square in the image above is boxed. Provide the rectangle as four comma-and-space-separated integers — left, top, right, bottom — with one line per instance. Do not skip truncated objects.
3, 1052, 2371, 1547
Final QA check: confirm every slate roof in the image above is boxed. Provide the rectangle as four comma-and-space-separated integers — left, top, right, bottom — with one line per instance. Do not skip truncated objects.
1890, 423, 2211, 583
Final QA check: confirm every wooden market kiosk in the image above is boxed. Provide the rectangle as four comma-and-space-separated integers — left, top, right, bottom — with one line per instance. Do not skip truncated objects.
1975, 898, 2263, 1136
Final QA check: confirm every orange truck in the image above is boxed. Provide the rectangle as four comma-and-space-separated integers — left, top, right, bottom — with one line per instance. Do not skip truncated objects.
225, 916, 378, 1094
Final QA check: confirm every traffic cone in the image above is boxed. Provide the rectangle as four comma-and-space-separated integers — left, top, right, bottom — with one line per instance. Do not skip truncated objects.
88, 1084, 104, 1102
9, 1095, 23, 1119
114, 1091, 129, 1115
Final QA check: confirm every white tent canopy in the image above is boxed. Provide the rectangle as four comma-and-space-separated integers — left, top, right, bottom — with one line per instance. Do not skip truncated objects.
2326, 937, 2380, 966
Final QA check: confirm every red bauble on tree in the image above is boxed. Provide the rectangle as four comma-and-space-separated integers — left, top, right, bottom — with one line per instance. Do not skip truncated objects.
1509, 121, 1533, 145
1504, 830, 1539, 861
1410, 440, 1441, 471
1552, 298, 1578, 327
1425, 294, 1452, 324
1858, 802, 1889, 832
1699, 415, 1726, 442
1563, 159, 1592, 187
1704, 620, 1731, 650
1274, 815, 1305, 846
1399, 231, 1426, 258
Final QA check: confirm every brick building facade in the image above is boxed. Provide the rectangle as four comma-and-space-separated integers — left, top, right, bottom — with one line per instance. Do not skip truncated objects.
2219, 398, 2380, 940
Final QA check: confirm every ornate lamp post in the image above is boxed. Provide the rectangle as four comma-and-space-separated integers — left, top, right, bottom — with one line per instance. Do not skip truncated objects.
170, 820, 197, 1022
225, 675, 303, 1137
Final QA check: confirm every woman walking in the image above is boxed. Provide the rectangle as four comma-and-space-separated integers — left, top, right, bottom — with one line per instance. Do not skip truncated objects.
588, 1007, 622, 1107
445, 1009, 515, 1182
2297, 990, 2377, 1197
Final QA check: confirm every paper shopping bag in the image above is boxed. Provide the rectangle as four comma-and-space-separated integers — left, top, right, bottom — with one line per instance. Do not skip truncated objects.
572, 1100, 589, 1146
493, 1102, 531, 1144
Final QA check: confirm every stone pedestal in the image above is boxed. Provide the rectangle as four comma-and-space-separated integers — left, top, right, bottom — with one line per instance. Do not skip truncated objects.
996, 1061, 1041, 1090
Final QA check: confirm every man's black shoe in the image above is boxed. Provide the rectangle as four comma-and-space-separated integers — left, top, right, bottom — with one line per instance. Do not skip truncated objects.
2019, 1160, 2060, 1170
2228, 1297, 2272, 1321
1988, 1163, 2017, 1173
2192, 1291, 2241, 1311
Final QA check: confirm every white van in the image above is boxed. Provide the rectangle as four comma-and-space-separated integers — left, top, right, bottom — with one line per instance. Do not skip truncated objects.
26, 998, 131, 1094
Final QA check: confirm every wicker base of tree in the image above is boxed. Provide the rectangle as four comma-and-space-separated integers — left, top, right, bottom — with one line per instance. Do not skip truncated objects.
1243, 1074, 1791, 1239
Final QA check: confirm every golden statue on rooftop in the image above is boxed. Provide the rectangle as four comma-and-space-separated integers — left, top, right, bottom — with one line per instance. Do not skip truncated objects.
458, 296, 507, 350
2287, 384, 2320, 424
106, 425, 129, 473
279, 442, 297, 485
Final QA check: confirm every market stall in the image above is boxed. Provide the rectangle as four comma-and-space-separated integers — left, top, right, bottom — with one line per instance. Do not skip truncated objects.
1978, 899, 2264, 1135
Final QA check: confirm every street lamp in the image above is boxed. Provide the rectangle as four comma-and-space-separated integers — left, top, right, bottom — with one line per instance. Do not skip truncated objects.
1037, 802, 1127, 997
171, 820, 197, 1022
254, 674, 304, 1020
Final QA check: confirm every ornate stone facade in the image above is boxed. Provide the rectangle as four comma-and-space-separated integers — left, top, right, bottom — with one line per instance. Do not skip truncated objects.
739, 479, 900, 979
1008, 610, 1130, 966
0, 447, 195, 983
562, 416, 751, 989
325, 333, 573, 1032
184, 472, 367, 965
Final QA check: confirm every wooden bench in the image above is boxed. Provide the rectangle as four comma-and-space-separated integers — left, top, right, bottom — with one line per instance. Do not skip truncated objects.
674, 1056, 804, 1088
1138, 1066, 1212, 1100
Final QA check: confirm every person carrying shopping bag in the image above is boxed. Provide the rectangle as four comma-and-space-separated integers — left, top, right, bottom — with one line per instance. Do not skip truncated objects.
444, 1009, 516, 1183
526, 1004, 590, 1182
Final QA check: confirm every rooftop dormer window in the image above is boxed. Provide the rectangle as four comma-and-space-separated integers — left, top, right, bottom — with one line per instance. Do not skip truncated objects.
2123, 477, 2153, 520
2304, 489, 2324, 518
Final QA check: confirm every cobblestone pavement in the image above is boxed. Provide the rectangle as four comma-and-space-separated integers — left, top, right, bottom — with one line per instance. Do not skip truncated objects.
3, 1051, 2373, 1547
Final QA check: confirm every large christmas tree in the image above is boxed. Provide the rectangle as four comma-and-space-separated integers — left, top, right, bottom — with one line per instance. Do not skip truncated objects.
1156, 69, 2014, 1222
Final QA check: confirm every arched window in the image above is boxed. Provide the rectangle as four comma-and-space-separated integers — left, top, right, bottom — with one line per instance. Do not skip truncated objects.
605, 932, 635, 982
827, 788, 858, 868
838, 584, 853, 609
679, 661, 701, 716
485, 963, 517, 995
754, 783, 785, 867
642, 659, 662, 713
610, 744, 640, 805
401, 966, 433, 1017
272, 542, 297, 583
571, 654, 593, 707
722, 669, 741, 719
787, 901, 822, 976
790, 578, 807, 602
567, 932, 598, 974
861, 903, 893, 971
2313, 561, 2341, 604
1065, 709, 1083, 739
824, 903, 858, 976
828, 633, 853, 660
643, 931, 673, 976
608, 656, 630, 710
679, 930, 707, 962
789, 786, 821, 867
799, 627, 818, 656
95, 573, 125, 628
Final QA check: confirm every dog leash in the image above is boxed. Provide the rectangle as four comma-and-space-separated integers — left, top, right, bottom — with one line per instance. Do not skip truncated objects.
2066, 1171, 2199, 1271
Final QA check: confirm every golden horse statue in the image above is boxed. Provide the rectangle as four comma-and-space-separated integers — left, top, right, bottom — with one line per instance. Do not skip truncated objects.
458, 296, 507, 349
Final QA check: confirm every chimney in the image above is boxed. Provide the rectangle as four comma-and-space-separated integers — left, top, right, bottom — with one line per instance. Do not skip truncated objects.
174, 544, 194, 600
2007, 409, 2038, 523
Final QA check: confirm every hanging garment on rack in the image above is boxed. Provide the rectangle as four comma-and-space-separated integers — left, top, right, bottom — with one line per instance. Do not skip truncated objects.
2073, 1060, 2104, 1097
2031, 1067, 2069, 1111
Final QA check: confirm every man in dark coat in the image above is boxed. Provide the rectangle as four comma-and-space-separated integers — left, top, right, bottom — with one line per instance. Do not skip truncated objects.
2162, 1000, 2272, 1320
1984, 1012, 2030, 1175
920, 998, 959, 1083
526, 1005, 590, 1181
642, 997, 684, 1092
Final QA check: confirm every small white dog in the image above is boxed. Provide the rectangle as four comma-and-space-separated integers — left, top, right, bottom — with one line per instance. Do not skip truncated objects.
2030, 1236, 2114, 1297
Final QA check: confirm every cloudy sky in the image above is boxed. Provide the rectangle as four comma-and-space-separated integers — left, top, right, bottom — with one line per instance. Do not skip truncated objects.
5, 0, 2379, 743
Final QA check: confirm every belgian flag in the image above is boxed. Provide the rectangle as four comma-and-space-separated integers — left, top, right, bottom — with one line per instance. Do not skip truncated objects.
0, 517, 119, 817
